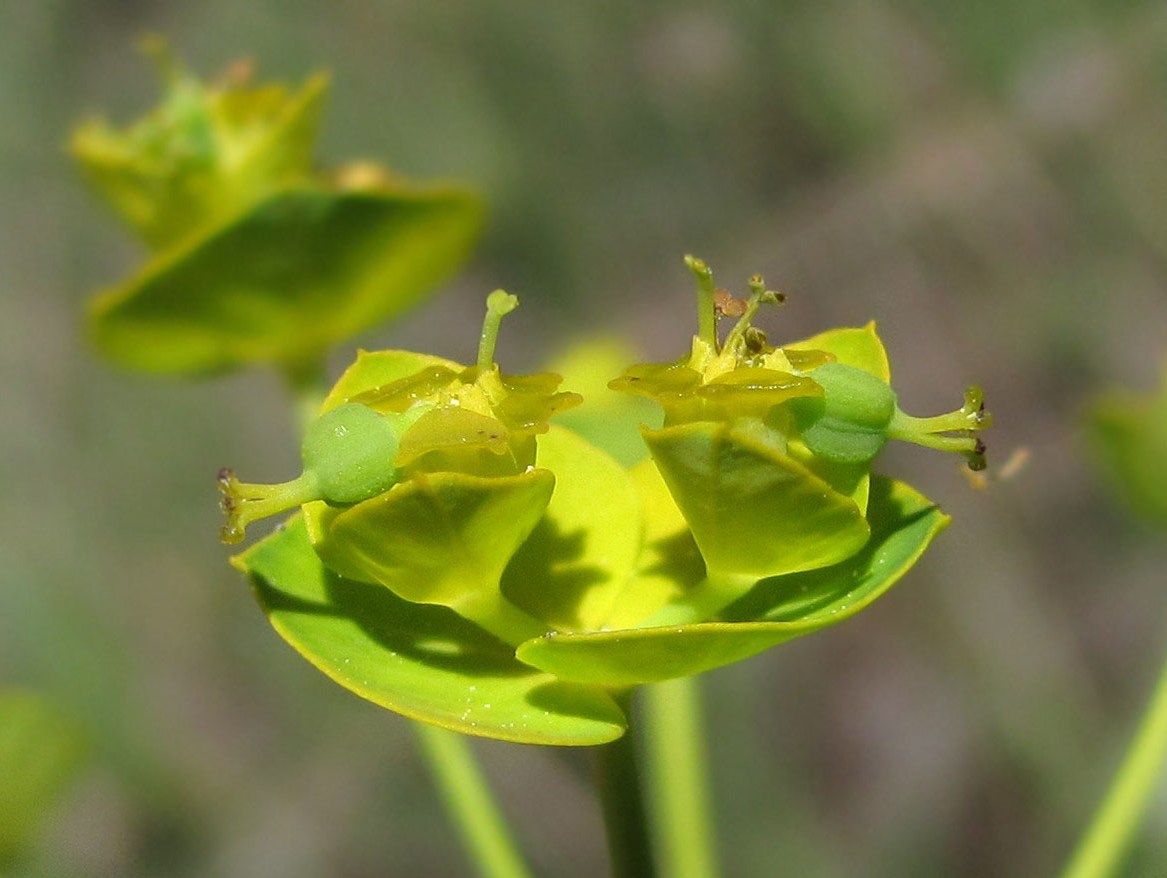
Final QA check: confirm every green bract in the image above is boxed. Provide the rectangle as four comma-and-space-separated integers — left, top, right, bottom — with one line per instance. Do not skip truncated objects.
608, 256, 991, 620
224, 262, 981, 745
222, 293, 583, 646
71, 40, 326, 249
75, 46, 483, 376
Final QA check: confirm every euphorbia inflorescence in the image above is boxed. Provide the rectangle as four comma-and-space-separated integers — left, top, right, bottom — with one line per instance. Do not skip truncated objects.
219, 290, 579, 544
604, 255, 992, 626
220, 291, 581, 644
612, 254, 991, 471
226, 260, 990, 744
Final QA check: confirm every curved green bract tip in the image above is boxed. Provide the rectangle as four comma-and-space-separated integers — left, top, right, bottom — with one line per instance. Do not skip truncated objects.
89, 185, 484, 376
515, 477, 949, 687
642, 420, 870, 583
235, 516, 627, 745
305, 468, 555, 646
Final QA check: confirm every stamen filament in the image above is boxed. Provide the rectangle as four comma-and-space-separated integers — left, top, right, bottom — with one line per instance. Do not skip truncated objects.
477, 290, 519, 371
721, 277, 784, 355
685, 255, 719, 351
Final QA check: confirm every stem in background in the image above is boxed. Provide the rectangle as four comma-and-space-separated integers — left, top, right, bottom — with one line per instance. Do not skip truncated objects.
281, 351, 331, 438
1060, 638, 1167, 878
279, 352, 531, 878
414, 724, 533, 878
644, 676, 721, 878
595, 691, 659, 878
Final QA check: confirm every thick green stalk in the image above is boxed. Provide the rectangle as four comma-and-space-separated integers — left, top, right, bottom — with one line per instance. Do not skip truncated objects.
414, 724, 533, 878
1060, 638, 1167, 878
595, 691, 659, 878
644, 676, 720, 878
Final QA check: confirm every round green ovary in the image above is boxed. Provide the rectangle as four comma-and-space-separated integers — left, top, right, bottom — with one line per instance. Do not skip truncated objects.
302, 403, 403, 504
793, 363, 897, 464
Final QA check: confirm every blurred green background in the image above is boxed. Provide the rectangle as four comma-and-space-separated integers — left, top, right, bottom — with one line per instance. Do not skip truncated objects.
3, 2, 1167, 875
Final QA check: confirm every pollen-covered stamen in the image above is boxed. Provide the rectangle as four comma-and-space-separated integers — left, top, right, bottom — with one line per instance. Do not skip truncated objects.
886, 384, 992, 471
713, 288, 748, 318
720, 275, 786, 357
217, 467, 319, 545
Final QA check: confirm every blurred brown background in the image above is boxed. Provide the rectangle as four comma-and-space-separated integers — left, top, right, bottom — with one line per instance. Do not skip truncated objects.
2, 2, 1166, 875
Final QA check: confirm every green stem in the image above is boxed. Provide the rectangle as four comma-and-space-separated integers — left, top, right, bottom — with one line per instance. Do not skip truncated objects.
414, 724, 533, 878
595, 691, 659, 878
279, 349, 530, 878
1060, 638, 1167, 878
644, 677, 720, 878
281, 351, 331, 438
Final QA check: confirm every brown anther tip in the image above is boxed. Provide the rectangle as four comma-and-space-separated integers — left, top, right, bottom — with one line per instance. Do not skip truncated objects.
714, 289, 748, 318
974, 438, 987, 455
217, 467, 234, 484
